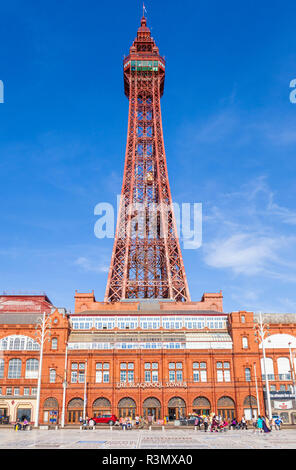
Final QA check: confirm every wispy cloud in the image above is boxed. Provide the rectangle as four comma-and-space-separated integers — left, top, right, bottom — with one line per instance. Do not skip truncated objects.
74, 256, 109, 274
202, 176, 296, 283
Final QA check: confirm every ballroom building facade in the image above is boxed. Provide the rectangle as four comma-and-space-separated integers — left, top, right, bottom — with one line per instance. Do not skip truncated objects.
1, 293, 296, 426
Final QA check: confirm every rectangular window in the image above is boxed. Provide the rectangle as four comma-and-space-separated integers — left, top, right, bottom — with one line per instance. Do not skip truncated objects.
78, 372, 85, 383
31, 388, 37, 396
193, 362, 199, 369
14, 387, 20, 396
71, 371, 77, 383
169, 371, 175, 382
193, 371, 199, 382
6, 387, 12, 396
224, 370, 231, 382
152, 371, 158, 382
24, 388, 30, 396
200, 370, 207, 382
96, 363, 102, 370
176, 371, 183, 382
145, 371, 151, 382
127, 371, 134, 383
120, 371, 126, 382
96, 371, 102, 383
217, 370, 223, 382
103, 372, 109, 383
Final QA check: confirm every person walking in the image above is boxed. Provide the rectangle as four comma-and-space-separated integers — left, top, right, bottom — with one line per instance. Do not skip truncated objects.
251, 415, 257, 433
263, 416, 271, 433
241, 416, 247, 430
257, 416, 263, 434
203, 416, 209, 432
275, 417, 282, 430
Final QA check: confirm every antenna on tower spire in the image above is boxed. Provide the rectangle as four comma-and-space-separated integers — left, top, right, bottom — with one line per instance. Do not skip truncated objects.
142, 2, 147, 18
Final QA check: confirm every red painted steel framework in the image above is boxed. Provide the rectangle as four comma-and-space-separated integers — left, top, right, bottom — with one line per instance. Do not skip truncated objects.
105, 17, 191, 303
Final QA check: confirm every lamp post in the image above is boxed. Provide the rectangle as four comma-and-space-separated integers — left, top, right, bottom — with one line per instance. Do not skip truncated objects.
61, 343, 68, 428
254, 312, 272, 419
34, 311, 52, 428
253, 362, 261, 416
288, 342, 296, 403
83, 359, 88, 421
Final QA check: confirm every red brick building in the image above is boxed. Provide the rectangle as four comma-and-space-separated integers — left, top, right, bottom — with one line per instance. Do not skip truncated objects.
1, 293, 296, 426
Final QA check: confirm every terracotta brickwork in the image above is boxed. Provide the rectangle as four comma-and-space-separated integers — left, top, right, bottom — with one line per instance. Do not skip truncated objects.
1, 294, 296, 425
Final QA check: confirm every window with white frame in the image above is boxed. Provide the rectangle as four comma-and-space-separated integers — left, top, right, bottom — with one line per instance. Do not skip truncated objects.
216, 362, 231, 382
49, 369, 56, 383
193, 362, 207, 382
245, 367, 251, 382
0, 358, 4, 378
8, 358, 22, 379
144, 362, 158, 382
51, 338, 58, 350
96, 363, 110, 383
24, 388, 30, 396
242, 337, 248, 349
168, 362, 183, 382
0, 335, 40, 351
25, 359, 39, 379
14, 387, 20, 396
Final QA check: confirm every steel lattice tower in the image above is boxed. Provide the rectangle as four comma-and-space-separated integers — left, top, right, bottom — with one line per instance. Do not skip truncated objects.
105, 16, 191, 302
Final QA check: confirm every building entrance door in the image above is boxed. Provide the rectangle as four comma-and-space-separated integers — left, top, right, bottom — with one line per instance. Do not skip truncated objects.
143, 397, 161, 421
168, 407, 176, 421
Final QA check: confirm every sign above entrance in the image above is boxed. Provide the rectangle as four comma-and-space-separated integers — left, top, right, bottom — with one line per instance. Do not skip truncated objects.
116, 381, 187, 389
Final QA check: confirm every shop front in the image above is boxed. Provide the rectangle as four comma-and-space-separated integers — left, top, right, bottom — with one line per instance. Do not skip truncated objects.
266, 391, 296, 424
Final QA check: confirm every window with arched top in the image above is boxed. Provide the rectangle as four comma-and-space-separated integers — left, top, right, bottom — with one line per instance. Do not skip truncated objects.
0, 358, 4, 378
245, 368, 251, 382
8, 358, 22, 379
277, 357, 291, 380
25, 359, 39, 379
49, 369, 56, 383
0, 335, 40, 351
242, 337, 248, 349
260, 357, 274, 380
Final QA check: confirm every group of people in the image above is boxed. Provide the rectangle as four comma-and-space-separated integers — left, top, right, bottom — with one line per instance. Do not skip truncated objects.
251, 415, 283, 433
192, 413, 283, 433
14, 418, 30, 431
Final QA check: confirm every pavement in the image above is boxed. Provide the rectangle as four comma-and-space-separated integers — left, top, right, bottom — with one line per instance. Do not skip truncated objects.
0, 427, 295, 449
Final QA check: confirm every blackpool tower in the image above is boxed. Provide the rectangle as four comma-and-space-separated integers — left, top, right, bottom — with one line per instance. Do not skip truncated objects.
105, 16, 191, 303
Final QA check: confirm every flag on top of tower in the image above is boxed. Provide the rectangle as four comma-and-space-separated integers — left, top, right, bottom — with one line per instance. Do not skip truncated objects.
143, 2, 147, 16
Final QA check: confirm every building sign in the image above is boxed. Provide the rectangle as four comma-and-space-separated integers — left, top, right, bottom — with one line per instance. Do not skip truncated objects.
264, 391, 294, 400
116, 381, 187, 389
274, 400, 293, 410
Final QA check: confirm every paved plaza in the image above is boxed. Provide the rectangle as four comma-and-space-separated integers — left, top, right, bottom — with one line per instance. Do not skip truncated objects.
0, 427, 295, 449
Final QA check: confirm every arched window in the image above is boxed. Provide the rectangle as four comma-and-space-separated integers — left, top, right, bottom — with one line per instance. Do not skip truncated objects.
0, 335, 39, 351
0, 358, 4, 378
277, 357, 291, 380
51, 338, 58, 350
242, 337, 248, 349
25, 359, 39, 379
8, 359, 22, 379
260, 357, 274, 380
49, 369, 56, 383
245, 368, 251, 382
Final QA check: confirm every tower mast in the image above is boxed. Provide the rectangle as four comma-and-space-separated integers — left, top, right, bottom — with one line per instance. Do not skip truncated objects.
105, 17, 191, 302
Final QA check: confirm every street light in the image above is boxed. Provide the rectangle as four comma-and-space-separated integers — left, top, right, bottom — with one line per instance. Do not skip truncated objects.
254, 312, 272, 419
34, 311, 52, 428
288, 342, 296, 403
61, 343, 68, 428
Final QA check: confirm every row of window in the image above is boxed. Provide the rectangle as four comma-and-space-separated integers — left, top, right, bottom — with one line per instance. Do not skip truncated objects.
71, 316, 228, 331
0, 387, 37, 396
68, 361, 234, 384
0, 335, 58, 351
0, 358, 39, 379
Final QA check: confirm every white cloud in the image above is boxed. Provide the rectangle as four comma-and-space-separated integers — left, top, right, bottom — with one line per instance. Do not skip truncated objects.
74, 257, 109, 274
204, 233, 281, 275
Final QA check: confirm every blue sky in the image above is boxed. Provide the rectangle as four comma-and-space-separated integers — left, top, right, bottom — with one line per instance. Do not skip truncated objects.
0, 0, 296, 313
